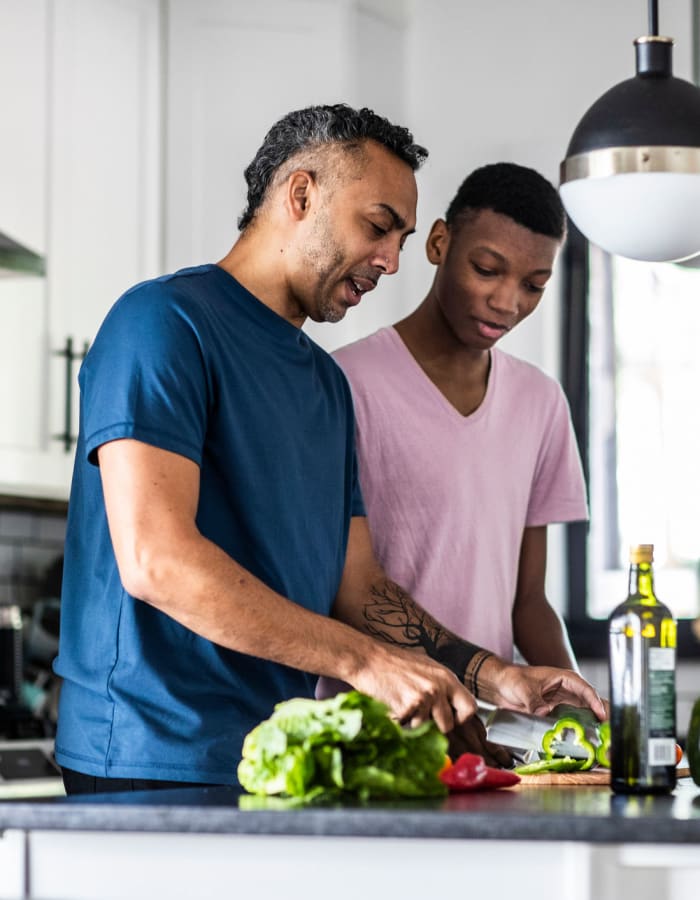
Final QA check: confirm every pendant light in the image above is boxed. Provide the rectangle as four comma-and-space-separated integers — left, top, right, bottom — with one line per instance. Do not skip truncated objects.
559, 0, 700, 262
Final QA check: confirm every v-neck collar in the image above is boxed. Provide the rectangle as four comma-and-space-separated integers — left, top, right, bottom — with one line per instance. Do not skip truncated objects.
387, 325, 495, 423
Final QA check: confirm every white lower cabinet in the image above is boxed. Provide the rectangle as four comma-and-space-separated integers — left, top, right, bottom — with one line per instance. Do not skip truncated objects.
0, 830, 25, 900
20, 833, 700, 900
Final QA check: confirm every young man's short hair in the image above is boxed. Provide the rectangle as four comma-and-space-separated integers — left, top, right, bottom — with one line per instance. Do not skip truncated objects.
445, 162, 566, 240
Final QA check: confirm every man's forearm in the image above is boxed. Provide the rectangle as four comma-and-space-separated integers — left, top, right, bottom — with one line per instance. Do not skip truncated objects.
338, 576, 488, 686
333, 567, 605, 719
513, 597, 578, 671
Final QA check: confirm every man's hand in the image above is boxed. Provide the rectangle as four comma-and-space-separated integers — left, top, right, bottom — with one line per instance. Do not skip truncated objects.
477, 657, 607, 721
447, 717, 512, 769
349, 643, 479, 735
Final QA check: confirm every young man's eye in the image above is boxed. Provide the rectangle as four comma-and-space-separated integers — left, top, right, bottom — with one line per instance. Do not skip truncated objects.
370, 222, 388, 236
526, 282, 546, 294
473, 263, 495, 276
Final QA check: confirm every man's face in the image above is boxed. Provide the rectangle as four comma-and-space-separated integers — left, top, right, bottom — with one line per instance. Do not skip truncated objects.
428, 208, 560, 348
294, 141, 418, 323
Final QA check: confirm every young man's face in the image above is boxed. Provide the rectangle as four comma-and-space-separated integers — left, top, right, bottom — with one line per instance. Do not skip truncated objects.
427, 208, 561, 348
295, 141, 418, 323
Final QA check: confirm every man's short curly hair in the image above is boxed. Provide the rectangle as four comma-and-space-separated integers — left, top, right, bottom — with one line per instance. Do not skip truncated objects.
238, 103, 428, 230
445, 162, 566, 240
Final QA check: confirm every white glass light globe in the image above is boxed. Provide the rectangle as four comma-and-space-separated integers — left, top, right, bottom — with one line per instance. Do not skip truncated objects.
560, 172, 700, 262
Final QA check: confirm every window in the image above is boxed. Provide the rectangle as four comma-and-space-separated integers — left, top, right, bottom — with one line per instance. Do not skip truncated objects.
562, 229, 700, 658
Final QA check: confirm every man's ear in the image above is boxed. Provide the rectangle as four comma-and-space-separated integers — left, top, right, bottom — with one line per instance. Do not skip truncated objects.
426, 219, 450, 265
286, 170, 316, 221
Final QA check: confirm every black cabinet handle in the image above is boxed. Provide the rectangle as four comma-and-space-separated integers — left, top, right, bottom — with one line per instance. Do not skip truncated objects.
52, 336, 89, 452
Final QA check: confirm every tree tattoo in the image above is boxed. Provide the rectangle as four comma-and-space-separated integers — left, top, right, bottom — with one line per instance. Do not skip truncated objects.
363, 579, 481, 681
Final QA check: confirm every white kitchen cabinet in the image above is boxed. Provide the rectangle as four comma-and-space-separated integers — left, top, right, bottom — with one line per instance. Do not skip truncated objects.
0, 0, 161, 500
24, 834, 596, 900
20, 832, 700, 900
0, 2, 48, 255
0, 830, 25, 900
0, 2, 53, 494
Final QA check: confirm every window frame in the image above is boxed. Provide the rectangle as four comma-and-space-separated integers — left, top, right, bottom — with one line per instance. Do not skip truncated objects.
560, 225, 700, 659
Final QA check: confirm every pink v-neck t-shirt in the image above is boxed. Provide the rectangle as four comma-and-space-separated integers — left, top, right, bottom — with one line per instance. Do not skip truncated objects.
332, 326, 587, 661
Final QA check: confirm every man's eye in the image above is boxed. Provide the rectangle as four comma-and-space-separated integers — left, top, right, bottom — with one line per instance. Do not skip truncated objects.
473, 263, 495, 276
370, 222, 388, 236
526, 282, 546, 294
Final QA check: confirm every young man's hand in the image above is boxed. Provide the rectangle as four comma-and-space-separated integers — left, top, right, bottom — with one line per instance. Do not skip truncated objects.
477, 657, 607, 721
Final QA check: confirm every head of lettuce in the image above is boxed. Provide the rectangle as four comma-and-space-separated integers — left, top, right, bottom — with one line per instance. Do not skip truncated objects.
237, 690, 449, 802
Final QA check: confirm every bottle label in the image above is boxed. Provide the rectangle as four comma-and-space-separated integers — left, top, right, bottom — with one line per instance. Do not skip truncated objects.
649, 647, 675, 671
648, 738, 676, 766
649, 647, 675, 738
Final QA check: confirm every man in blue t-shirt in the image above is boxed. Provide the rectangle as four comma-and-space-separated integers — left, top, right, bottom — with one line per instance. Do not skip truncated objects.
54, 104, 605, 794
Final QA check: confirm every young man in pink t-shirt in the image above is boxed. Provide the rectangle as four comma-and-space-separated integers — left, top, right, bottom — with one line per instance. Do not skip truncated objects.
331, 162, 585, 684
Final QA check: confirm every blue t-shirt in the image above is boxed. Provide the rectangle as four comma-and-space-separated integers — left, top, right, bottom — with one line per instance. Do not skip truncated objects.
53, 264, 365, 783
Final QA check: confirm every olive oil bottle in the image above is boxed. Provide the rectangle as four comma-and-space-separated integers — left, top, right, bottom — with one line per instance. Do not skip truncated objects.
608, 544, 677, 794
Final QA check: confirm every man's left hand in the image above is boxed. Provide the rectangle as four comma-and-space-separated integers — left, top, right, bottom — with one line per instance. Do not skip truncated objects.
477, 658, 607, 721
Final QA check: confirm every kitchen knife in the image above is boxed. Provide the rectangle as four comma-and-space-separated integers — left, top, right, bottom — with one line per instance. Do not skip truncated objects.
478, 703, 599, 761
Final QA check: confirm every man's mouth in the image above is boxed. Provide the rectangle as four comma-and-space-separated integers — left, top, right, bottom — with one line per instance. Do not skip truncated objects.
475, 318, 510, 340
345, 275, 378, 304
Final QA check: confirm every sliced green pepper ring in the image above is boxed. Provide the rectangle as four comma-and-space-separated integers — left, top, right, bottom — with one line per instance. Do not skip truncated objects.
513, 756, 588, 776
595, 721, 611, 768
541, 716, 596, 771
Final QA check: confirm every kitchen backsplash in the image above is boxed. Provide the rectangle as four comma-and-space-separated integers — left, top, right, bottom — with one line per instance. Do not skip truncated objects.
0, 505, 66, 609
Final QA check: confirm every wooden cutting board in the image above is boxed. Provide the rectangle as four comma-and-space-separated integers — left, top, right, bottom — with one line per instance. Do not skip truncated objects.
516, 766, 690, 785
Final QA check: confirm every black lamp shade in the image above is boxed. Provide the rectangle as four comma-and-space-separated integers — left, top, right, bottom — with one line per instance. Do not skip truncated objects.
566, 71, 700, 156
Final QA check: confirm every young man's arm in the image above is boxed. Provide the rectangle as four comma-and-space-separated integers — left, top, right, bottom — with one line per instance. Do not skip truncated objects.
511, 526, 578, 670
334, 517, 605, 720
97, 438, 477, 735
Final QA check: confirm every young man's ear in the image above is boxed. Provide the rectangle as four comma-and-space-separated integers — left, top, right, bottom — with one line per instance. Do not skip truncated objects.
286, 170, 317, 221
426, 219, 450, 265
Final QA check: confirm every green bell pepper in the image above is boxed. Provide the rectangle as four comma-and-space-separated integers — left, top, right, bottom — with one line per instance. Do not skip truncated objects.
513, 756, 589, 775
595, 721, 611, 768
541, 716, 596, 771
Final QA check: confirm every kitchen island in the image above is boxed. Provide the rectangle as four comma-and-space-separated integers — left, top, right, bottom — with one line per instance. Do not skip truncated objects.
1, 779, 700, 900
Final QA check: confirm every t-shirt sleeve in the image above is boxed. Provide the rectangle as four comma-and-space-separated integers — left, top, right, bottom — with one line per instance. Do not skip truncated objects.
333, 354, 366, 519
526, 383, 588, 526
79, 286, 209, 467
350, 444, 366, 517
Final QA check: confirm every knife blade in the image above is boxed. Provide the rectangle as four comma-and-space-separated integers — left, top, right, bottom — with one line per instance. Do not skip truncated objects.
478, 703, 598, 761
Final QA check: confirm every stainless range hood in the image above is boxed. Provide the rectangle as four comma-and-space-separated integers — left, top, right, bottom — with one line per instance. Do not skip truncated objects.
0, 229, 45, 277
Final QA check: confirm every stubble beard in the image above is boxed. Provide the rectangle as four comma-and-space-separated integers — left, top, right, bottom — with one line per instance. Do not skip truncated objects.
303, 211, 347, 324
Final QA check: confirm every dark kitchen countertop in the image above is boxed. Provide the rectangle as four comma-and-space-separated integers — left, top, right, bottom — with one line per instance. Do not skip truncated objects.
1, 778, 700, 843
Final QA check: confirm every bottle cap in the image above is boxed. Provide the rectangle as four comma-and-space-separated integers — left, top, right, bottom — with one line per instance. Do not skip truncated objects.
629, 544, 654, 564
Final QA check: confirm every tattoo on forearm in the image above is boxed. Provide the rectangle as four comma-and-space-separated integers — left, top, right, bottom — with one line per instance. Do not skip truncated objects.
363, 580, 483, 681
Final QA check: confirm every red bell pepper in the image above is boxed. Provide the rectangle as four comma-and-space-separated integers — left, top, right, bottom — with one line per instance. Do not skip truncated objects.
439, 753, 520, 792
439, 753, 488, 790
481, 766, 521, 788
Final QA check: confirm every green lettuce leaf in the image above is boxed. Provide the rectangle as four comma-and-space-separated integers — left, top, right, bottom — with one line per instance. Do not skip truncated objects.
237, 690, 448, 801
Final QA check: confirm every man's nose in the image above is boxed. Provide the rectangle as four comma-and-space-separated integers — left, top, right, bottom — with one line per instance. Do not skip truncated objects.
372, 245, 400, 275
488, 282, 519, 314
